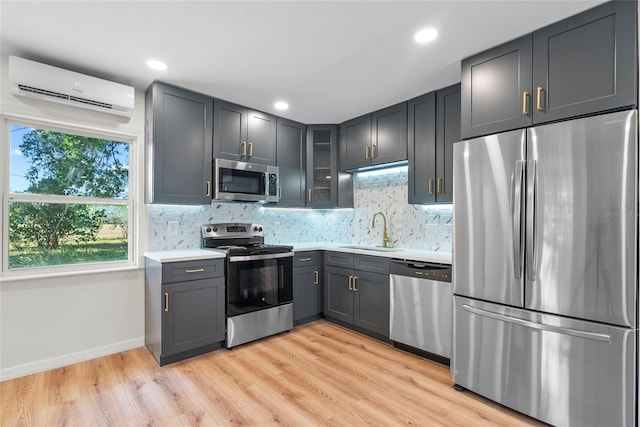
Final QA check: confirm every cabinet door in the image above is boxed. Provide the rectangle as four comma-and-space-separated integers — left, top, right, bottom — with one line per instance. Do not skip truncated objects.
213, 99, 247, 162
532, 0, 637, 124
247, 110, 277, 165
435, 84, 461, 203
371, 102, 407, 166
276, 118, 306, 207
147, 82, 213, 205
307, 125, 338, 208
324, 266, 354, 323
340, 114, 372, 170
293, 265, 321, 322
408, 91, 436, 204
353, 271, 389, 337
461, 35, 533, 139
162, 277, 225, 357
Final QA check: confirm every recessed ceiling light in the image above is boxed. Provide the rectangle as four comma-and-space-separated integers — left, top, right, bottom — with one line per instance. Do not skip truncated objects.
274, 101, 289, 111
146, 59, 168, 71
414, 28, 438, 44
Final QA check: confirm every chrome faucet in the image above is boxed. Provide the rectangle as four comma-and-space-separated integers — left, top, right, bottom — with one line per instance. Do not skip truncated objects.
371, 211, 392, 248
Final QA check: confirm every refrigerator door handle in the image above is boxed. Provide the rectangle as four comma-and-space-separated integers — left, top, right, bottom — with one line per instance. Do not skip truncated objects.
525, 160, 537, 281
461, 304, 611, 342
511, 161, 525, 279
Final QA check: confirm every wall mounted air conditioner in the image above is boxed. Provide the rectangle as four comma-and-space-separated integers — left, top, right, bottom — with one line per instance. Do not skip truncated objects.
8, 55, 135, 118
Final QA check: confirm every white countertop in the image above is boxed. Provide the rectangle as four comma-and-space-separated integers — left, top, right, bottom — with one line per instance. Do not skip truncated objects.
292, 242, 452, 265
144, 249, 226, 263
144, 244, 451, 265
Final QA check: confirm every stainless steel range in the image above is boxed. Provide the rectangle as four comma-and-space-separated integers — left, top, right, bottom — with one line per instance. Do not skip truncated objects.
201, 223, 293, 348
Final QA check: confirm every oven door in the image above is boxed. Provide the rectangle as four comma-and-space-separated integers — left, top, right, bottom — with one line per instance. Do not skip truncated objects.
227, 252, 293, 317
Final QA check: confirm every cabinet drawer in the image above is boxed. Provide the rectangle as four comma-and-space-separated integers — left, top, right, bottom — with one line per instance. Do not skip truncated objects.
162, 258, 224, 284
293, 251, 320, 267
325, 251, 354, 268
354, 255, 389, 274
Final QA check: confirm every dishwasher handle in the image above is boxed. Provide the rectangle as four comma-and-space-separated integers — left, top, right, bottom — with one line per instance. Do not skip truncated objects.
390, 261, 451, 282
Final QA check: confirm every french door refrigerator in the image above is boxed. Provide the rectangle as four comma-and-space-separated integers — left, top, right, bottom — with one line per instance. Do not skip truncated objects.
452, 109, 637, 427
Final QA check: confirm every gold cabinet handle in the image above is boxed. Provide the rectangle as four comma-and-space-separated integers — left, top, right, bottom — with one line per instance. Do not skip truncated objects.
206, 180, 211, 197
241, 141, 247, 156
308, 189, 312, 202
248, 142, 253, 156
437, 177, 443, 194
536, 87, 543, 112
428, 178, 435, 195
348, 275, 353, 291
164, 292, 169, 312
298, 257, 312, 262
353, 276, 358, 292
314, 271, 319, 285
365, 146, 370, 160
522, 91, 530, 116
185, 268, 205, 273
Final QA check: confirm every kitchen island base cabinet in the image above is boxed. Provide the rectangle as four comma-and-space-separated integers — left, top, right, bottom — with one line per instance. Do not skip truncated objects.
324, 252, 390, 339
145, 257, 225, 366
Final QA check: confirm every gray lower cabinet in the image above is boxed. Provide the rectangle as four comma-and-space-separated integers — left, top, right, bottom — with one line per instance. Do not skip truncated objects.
213, 99, 276, 165
461, 0, 637, 139
324, 252, 390, 338
276, 118, 306, 207
292, 251, 322, 325
145, 257, 225, 366
145, 81, 213, 204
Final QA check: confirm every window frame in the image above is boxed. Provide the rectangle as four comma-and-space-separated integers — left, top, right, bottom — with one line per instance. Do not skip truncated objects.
1, 115, 139, 279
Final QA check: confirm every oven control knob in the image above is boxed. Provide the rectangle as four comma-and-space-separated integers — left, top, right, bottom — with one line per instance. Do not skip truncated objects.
254, 226, 259, 232
212, 227, 218, 232
258, 227, 263, 232
205, 227, 212, 233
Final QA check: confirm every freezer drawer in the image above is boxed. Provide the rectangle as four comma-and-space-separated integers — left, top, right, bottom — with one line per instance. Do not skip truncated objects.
452, 296, 636, 427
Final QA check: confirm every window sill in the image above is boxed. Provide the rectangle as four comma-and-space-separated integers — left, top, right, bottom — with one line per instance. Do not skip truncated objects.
0, 262, 141, 283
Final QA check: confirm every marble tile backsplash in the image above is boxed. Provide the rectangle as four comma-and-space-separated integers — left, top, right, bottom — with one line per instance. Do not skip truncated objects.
147, 166, 452, 252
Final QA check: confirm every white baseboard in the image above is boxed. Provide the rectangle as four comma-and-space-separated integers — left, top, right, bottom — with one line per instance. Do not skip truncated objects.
0, 337, 145, 382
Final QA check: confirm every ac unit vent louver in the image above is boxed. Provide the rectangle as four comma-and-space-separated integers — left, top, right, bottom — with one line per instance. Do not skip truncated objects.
9, 56, 135, 118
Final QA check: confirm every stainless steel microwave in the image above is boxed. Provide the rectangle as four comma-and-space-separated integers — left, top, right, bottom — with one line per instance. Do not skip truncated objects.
214, 158, 279, 202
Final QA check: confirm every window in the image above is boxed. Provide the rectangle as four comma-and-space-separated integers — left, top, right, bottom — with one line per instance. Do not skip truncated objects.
4, 120, 133, 272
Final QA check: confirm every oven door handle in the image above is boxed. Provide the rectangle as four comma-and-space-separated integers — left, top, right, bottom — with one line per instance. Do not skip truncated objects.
228, 252, 294, 263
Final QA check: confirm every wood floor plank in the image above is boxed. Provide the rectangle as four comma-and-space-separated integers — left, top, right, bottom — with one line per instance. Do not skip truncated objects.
0, 320, 544, 426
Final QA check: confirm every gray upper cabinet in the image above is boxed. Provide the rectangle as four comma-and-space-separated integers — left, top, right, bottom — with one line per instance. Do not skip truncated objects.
275, 117, 306, 207
340, 102, 408, 171
306, 125, 353, 208
371, 102, 408, 165
408, 91, 436, 204
461, 0, 637, 139
145, 82, 213, 205
340, 114, 372, 170
408, 84, 460, 204
213, 99, 276, 165
461, 35, 532, 140
531, 0, 637, 124
435, 84, 460, 203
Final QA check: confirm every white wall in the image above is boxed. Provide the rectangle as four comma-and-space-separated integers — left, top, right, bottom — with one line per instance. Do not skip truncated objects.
0, 54, 147, 381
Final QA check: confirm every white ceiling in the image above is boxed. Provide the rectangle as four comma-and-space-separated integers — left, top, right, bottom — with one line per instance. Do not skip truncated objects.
0, 0, 606, 124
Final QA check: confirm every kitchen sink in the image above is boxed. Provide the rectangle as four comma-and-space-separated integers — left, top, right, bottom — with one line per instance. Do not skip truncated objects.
339, 245, 404, 252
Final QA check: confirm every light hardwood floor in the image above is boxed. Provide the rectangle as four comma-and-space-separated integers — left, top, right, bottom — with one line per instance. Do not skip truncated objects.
0, 321, 543, 426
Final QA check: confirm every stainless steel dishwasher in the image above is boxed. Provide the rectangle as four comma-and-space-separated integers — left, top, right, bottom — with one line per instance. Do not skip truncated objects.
389, 260, 452, 361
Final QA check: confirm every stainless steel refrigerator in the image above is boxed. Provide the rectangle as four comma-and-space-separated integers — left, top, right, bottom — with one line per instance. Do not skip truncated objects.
452, 109, 637, 427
